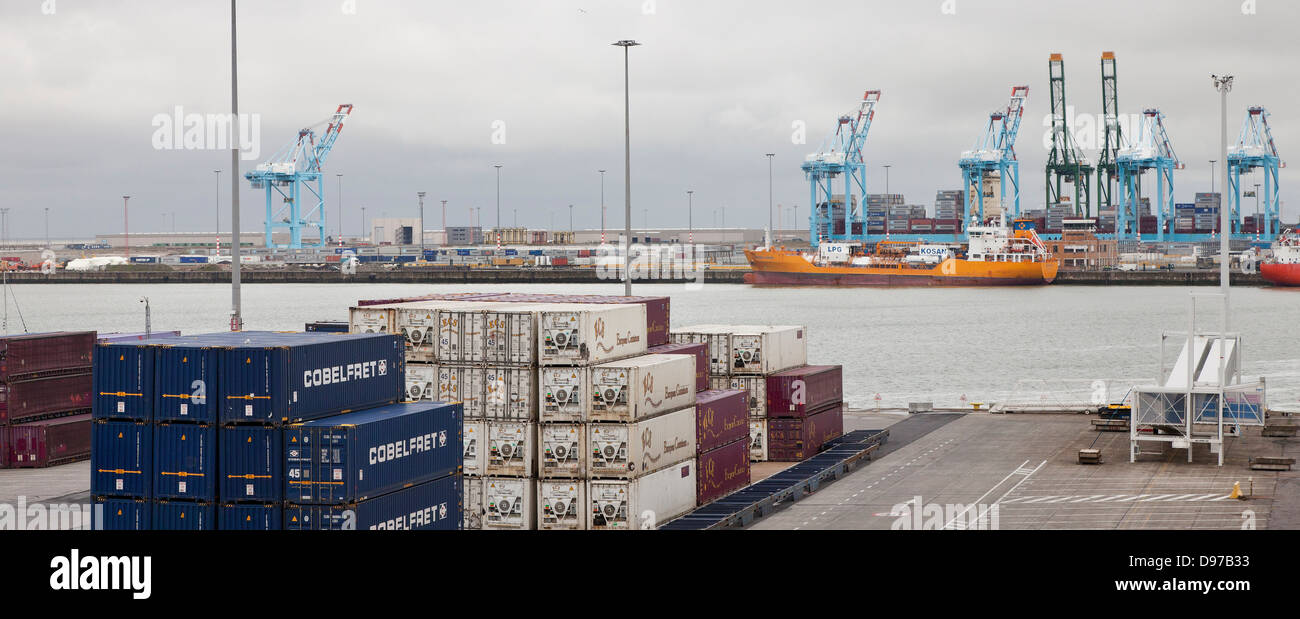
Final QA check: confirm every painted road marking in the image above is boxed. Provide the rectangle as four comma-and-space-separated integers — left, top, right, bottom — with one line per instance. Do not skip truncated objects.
1001, 493, 1233, 505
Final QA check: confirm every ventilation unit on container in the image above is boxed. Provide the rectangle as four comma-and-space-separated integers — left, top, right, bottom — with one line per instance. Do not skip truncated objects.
540, 367, 588, 422
484, 476, 536, 530
539, 423, 585, 478
486, 421, 535, 478
538, 480, 586, 530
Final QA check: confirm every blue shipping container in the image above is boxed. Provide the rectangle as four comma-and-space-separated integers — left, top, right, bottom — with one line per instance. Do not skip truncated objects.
220, 425, 282, 502
456, 249, 471, 256
178, 256, 208, 264
153, 500, 215, 530
93, 496, 150, 530
129, 256, 158, 264
284, 474, 461, 530
219, 503, 282, 530
284, 401, 462, 504
91, 420, 152, 498
93, 342, 164, 421
528, 250, 543, 256
304, 321, 350, 333
153, 344, 221, 423
153, 422, 217, 501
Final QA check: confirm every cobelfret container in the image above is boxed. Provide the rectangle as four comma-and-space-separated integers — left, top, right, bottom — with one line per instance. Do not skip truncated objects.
464, 475, 485, 530
91, 420, 152, 498
217, 332, 405, 425
0, 332, 95, 380
153, 342, 221, 423
589, 460, 697, 530
712, 375, 767, 418
6, 413, 92, 468
304, 321, 349, 333
694, 389, 748, 453
154, 422, 217, 501
671, 326, 731, 375
153, 500, 216, 530
768, 403, 844, 462
219, 502, 282, 530
696, 439, 750, 505
538, 479, 587, 530
588, 407, 696, 479
463, 420, 485, 476
648, 342, 709, 392
589, 354, 696, 423
484, 293, 670, 348
483, 476, 536, 530
485, 421, 535, 477
766, 365, 844, 418
405, 363, 436, 401
749, 419, 768, 462
94, 496, 150, 530
538, 303, 648, 366
219, 425, 282, 502
93, 342, 159, 421
284, 401, 463, 504
540, 366, 588, 422
1, 372, 92, 424
539, 422, 585, 478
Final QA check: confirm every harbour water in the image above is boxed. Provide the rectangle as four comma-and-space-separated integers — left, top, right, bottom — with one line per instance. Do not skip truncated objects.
9, 282, 1298, 410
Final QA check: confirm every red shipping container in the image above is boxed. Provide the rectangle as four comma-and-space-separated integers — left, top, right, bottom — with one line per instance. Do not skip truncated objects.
7, 413, 92, 468
696, 439, 750, 505
649, 342, 709, 392
768, 403, 844, 462
0, 331, 95, 380
0, 425, 8, 469
356, 292, 509, 307
693, 389, 748, 453
0, 373, 93, 424
766, 365, 843, 418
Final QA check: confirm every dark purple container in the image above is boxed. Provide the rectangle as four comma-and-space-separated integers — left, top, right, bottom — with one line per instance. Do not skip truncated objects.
0, 372, 93, 424
7, 413, 92, 468
766, 365, 843, 418
696, 439, 750, 505
649, 342, 709, 392
768, 403, 844, 462
356, 292, 508, 307
694, 389, 748, 453
0, 425, 8, 469
0, 331, 95, 380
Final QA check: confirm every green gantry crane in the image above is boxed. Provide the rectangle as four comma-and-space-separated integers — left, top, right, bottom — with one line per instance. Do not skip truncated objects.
1046, 53, 1094, 217
1096, 51, 1122, 218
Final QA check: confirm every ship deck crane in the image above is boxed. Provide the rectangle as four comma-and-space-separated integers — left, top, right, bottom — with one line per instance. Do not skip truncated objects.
1046, 54, 1094, 217
245, 104, 354, 249
1116, 108, 1183, 241
1228, 106, 1284, 237
1097, 52, 1122, 221
959, 86, 1029, 228
804, 90, 879, 248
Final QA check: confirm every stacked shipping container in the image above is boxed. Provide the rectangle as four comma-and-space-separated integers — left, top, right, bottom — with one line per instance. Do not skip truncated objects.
765, 365, 845, 461
0, 332, 97, 468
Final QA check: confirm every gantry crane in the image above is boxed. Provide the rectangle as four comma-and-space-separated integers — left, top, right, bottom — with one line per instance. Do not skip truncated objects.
959, 86, 1029, 227
245, 104, 354, 249
804, 90, 879, 248
1045, 54, 1094, 217
1096, 52, 1122, 218
1227, 106, 1284, 237
1116, 108, 1183, 240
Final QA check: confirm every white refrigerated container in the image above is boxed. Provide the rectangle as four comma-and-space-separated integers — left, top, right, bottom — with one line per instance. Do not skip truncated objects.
464, 475, 484, 530
538, 422, 585, 479
588, 460, 697, 530
537, 303, 648, 366
537, 479, 586, 530
438, 364, 485, 419
671, 325, 732, 375
485, 421, 535, 478
426, 301, 543, 366
713, 375, 767, 418
587, 407, 696, 479
589, 353, 697, 423
463, 420, 486, 476
483, 366, 536, 421
725, 325, 807, 375
349, 306, 395, 334
749, 419, 768, 462
393, 306, 439, 362
539, 366, 589, 422
484, 477, 536, 530
405, 363, 437, 402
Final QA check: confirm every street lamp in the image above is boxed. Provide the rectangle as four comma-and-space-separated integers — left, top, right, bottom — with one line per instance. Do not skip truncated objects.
599, 169, 607, 244
687, 190, 694, 245
765, 153, 775, 245
568, 204, 574, 235
1209, 160, 1217, 195
417, 191, 426, 254
336, 173, 343, 246
214, 170, 222, 253
494, 164, 503, 247
441, 200, 447, 244
123, 195, 131, 258
883, 164, 892, 194
361, 206, 367, 242
613, 39, 640, 296
1254, 182, 1261, 237
1211, 74, 1233, 317
44, 207, 49, 248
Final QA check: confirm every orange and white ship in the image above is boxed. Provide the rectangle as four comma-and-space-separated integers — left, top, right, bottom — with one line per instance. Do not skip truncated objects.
1260, 229, 1300, 286
745, 222, 1059, 286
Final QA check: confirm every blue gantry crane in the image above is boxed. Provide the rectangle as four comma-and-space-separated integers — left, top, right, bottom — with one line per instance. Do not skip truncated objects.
1115, 108, 1183, 240
959, 86, 1029, 227
245, 104, 354, 249
805, 90, 879, 248
1227, 106, 1284, 237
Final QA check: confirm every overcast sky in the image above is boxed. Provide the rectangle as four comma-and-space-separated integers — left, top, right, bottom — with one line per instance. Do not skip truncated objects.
2, 0, 1297, 240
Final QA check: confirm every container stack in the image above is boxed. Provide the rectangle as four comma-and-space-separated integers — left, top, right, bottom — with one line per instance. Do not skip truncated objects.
91, 331, 420, 530
0, 332, 96, 469
765, 365, 845, 461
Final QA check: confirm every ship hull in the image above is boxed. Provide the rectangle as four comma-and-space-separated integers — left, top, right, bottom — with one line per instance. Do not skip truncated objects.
1260, 263, 1300, 286
745, 249, 1057, 287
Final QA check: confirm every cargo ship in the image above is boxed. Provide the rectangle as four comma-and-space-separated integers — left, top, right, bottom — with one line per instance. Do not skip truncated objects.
1260, 229, 1300, 286
744, 223, 1059, 286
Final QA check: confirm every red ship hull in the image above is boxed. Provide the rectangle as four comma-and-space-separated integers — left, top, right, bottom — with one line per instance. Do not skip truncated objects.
744, 270, 1048, 287
1260, 263, 1300, 286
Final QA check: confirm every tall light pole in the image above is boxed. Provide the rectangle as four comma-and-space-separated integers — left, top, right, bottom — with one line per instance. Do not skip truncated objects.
883, 164, 892, 194
765, 153, 775, 245
613, 39, 640, 296
1254, 182, 1261, 236
494, 164, 503, 246
336, 173, 343, 246
440, 200, 447, 243
44, 207, 49, 248
687, 190, 694, 245
599, 169, 607, 244
361, 206, 367, 242
229, 0, 243, 331
123, 196, 131, 259
214, 170, 222, 253
1209, 160, 1217, 195
417, 191, 426, 253
1212, 74, 1233, 322
568, 204, 574, 235
514, 208, 517, 228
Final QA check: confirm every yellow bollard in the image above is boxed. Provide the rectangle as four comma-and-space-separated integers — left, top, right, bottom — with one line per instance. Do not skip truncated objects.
1229, 481, 1242, 500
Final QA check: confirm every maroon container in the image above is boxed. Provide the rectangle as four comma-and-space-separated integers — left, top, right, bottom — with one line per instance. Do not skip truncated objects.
766, 365, 843, 418
649, 342, 709, 392
0, 425, 8, 469
696, 439, 750, 505
7, 413, 92, 468
357, 292, 508, 307
768, 403, 844, 462
0, 332, 96, 380
0, 373, 93, 424
694, 389, 748, 453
